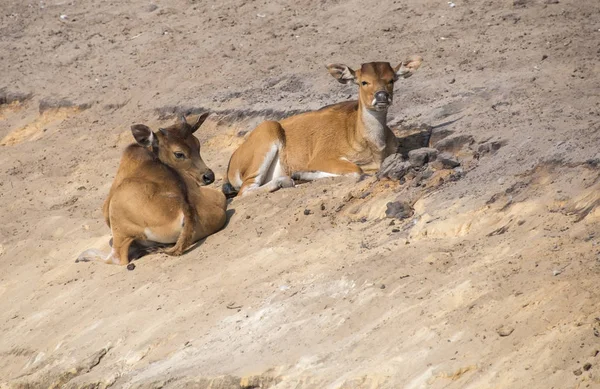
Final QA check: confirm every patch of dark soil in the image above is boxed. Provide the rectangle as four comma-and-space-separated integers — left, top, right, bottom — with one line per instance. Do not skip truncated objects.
155, 105, 307, 122
39, 98, 91, 114
0, 89, 32, 105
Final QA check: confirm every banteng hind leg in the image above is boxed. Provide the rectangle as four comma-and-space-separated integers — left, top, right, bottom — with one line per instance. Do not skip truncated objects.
76, 235, 135, 265
239, 176, 295, 196
291, 158, 362, 182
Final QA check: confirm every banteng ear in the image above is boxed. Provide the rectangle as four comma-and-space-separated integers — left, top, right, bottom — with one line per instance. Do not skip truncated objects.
394, 55, 423, 79
327, 64, 356, 84
178, 114, 188, 125
131, 124, 156, 147
191, 112, 210, 133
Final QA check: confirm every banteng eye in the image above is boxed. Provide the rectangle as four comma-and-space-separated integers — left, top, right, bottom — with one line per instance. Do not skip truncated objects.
361, 81, 369, 86
174, 152, 186, 160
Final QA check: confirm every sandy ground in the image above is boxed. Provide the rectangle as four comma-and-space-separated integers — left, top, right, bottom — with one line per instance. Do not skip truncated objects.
1, 0, 600, 387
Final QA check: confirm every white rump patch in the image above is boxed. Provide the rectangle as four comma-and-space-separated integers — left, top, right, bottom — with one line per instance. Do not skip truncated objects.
143, 213, 184, 243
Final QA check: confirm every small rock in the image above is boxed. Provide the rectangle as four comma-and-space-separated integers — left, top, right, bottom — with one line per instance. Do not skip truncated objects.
436, 152, 460, 168
408, 147, 438, 167
434, 134, 474, 153
380, 284, 386, 289
144, 4, 158, 12
497, 325, 515, 337
385, 201, 414, 220
573, 368, 583, 376
552, 269, 562, 276
542, 54, 548, 60
583, 363, 592, 371
478, 139, 507, 155
127, 263, 136, 271
377, 154, 411, 181
303, 209, 312, 215
449, 78, 456, 84
543, 0, 559, 3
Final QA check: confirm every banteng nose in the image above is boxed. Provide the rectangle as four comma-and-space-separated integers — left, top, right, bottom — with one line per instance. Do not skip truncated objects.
202, 170, 215, 185
374, 91, 391, 103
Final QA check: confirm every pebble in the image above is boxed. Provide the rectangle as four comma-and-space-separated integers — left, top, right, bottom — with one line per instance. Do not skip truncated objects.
497, 325, 515, 337
408, 147, 438, 167
385, 201, 414, 220
127, 263, 136, 271
303, 209, 312, 215
436, 152, 460, 168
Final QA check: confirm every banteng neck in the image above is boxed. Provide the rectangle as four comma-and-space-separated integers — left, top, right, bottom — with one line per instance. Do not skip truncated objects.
358, 103, 388, 150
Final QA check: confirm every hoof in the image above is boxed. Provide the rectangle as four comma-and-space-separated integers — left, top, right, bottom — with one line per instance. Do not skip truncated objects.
76, 248, 104, 263
276, 176, 295, 189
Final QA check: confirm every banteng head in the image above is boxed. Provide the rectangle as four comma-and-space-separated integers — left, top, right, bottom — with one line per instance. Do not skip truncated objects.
327, 56, 422, 112
130, 112, 215, 185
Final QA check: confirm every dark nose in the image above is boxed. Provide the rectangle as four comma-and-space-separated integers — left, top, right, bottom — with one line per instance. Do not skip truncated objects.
375, 91, 390, 103
202, 170, 215, 185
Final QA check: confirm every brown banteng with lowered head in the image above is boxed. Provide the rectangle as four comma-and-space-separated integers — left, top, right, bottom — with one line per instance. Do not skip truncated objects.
223, 56, 423, 197
78, 113, 227, 265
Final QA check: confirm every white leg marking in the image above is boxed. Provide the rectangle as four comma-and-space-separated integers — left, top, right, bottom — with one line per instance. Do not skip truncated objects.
292, 171, 339, 181
255, 143, 280, 186
233, 170, 243, 188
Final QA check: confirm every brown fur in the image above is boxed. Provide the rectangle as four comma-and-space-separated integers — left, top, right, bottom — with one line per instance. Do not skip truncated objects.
78, 114, 227, 265
225, 56, 423, 196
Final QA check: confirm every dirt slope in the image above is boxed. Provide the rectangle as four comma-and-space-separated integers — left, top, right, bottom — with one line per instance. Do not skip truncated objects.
1, 0, 599, 388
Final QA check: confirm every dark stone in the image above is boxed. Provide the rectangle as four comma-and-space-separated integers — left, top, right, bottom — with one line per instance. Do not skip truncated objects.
437, 152, 460, 168
478, 139, 507, 155
408, 147, 438, 167
434, 134, 474, 153
385, 201, 414, 220
127, 263, 136, 271
377, 154, 411, 181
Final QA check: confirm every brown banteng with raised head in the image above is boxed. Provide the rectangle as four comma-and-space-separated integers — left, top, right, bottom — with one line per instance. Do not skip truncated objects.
223, 56, 422, 197
78, 113, 227, 265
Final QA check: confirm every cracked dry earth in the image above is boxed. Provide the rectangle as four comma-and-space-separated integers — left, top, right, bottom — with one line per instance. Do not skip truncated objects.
1, 0, 600, 388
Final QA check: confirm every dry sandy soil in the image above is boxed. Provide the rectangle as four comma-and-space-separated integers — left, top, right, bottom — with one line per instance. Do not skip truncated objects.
1, 0, 600, 388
